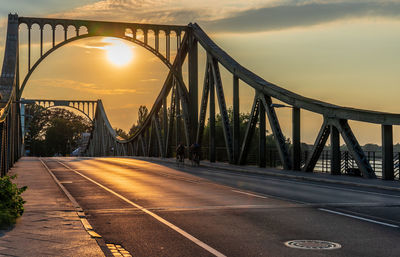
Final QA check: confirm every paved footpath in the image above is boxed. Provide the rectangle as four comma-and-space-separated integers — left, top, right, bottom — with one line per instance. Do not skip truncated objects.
0, 157, 107, 257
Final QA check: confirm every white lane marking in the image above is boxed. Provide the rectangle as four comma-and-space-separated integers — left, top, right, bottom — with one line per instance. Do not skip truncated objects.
319, 208, 399, 228
57, 161, 226, 257
231, 190, 268, 199
109, 158, 400, 199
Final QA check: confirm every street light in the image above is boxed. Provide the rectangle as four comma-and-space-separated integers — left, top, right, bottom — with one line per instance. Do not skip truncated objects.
270, 103, 292, 108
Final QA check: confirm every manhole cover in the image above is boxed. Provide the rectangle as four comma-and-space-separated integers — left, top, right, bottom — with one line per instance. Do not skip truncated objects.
284, 240, 342, 250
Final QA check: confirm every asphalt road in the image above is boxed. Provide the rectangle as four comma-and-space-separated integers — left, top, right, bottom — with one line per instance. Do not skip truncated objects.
43, 157, 400, 257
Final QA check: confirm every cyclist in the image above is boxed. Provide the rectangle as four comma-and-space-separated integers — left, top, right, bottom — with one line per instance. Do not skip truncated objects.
176, 143, 185, 165
190, 143, 201, 166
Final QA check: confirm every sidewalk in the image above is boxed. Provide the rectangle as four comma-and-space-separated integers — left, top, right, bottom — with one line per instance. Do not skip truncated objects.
0, 157, 106, 257
130, 156, 400, 192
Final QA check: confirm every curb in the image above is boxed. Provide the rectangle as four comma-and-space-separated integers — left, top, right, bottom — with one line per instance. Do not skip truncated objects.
39, 159, 113, 257
130, 156, 400, 193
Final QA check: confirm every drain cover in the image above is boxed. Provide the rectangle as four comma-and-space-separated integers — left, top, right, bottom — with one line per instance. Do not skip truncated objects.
284, 240, 342, 250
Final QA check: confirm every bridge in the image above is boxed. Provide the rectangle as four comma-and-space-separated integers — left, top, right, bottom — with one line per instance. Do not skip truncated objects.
2, 13, 400, 179
1, 13, 400, 257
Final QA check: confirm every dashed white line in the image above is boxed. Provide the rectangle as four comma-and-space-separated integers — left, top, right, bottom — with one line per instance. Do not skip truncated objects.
319, 208, 399, 228
231, 190, 268, 199
57, 160, 227, 257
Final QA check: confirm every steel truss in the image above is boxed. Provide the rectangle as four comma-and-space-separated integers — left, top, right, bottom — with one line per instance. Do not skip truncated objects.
1, 14, 400, 181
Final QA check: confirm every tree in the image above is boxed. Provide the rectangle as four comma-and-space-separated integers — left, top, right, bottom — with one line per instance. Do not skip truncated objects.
113, 105, 149, 138
24, 105, 92, 156
115, 127, 129, 139
128, 105, 148, 136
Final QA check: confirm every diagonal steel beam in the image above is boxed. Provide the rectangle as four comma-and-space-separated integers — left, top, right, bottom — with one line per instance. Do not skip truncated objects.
259, 94, 292, 170
165, 82, 176, 157
153, 114, 165, 157
239, 95, 259, 165
176, 75, 191, 147
330, 118, 376, 178
302, 119, 330, 172
210, 57, 233, 163
196, 60, 210, 145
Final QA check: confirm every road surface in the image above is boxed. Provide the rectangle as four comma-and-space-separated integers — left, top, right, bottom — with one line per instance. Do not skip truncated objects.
42, 157, 400, 257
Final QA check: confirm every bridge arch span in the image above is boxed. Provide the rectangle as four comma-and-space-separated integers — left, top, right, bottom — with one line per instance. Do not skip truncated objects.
18, 20, 186, 97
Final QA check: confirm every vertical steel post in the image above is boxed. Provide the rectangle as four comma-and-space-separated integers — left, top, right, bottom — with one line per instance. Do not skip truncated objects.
330, 125, 341, 175
292, 107, 301, 170
166, 32, 170, 61
155, 30, 159, 52
40, 26, 43, 57
209, 75, 216, 162
233, 75, 240, 164
259, 102, 266, 167
188, 34, 198, 143
28, 26, 31, 70
176, 83, 181, 147
382, 124, 394, 180
52, 26, 55, 47
163, 97, 168, 147
144, 30, 148, 45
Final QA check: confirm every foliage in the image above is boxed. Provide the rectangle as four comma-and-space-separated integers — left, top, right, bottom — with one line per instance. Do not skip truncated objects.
201, 107, 285, 162
114, 105, 149, 137
24, 105, 92, 156
115, 127, 129, 140
0, 175, 27, 228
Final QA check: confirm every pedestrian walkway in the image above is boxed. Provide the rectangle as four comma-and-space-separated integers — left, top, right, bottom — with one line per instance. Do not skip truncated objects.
0, 157, 106, 257
131, 156, 400, 192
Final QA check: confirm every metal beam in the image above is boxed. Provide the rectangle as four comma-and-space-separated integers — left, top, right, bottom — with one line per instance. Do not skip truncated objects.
259, 95, 292, 170
382, 124, 394, 180
210, 57, 233, 163
188, 34, 198, 143
331, 119, 376, 178
303, 119, 330, 172
196, 61, 210, 145
292, 107, 301, 170
259, 102, 266, 168
233, 75, 240, 164
330, 125, 341, 175
209, 68, 216, 162
239, 95, 259, 165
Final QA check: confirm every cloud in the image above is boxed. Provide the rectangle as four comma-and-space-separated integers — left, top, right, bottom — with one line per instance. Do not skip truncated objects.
205, 1, 400, 33
30, 78, 138, 95
140, 78, 159, 82
44, 0, 400, 34
48, 0, 206, 24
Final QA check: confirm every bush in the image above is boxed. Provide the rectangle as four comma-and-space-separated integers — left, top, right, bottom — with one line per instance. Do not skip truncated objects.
0, 175, 27, 228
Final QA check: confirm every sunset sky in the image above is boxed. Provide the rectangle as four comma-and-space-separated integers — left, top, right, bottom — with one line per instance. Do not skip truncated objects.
1, 0, 400, 145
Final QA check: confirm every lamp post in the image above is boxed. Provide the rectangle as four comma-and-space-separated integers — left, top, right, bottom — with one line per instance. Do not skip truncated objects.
270, 103, 301, 171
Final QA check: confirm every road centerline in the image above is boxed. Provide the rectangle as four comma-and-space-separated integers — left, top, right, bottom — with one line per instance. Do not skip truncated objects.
57, 160, 227, 257
231, 189, 268, 199
318, 208, 399, 228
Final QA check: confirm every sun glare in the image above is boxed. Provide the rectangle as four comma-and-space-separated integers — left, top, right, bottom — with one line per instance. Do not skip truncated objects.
103, 38, 134, 67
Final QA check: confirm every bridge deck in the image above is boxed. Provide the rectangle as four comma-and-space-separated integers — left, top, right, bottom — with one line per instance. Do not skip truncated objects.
2, 157, 400, 257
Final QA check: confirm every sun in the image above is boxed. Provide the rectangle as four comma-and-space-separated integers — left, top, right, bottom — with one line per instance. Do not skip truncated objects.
103, 38, 134, 67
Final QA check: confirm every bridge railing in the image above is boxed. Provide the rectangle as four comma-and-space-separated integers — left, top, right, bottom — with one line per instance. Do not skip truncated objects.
0, 14, 21, 176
